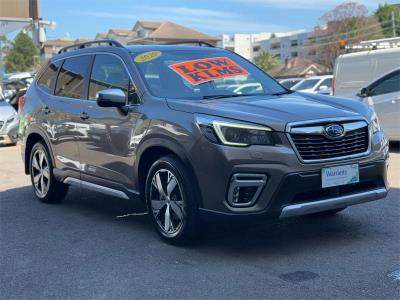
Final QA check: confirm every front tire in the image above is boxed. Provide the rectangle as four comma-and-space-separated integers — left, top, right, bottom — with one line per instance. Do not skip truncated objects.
145, 155, 200, 245
29, 142, 68, 203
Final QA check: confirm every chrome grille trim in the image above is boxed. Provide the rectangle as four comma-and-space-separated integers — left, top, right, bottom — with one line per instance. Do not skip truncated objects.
286, 117, 371, 164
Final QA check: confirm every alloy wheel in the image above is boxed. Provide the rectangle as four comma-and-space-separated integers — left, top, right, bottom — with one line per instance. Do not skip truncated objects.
150, 169, 185, 235
31, 149, 50, 198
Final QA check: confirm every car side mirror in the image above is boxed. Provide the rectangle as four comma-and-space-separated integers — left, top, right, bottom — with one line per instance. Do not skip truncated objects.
357, 87, 369, 98
96, 89, 126, 108
318, 85, 328, 91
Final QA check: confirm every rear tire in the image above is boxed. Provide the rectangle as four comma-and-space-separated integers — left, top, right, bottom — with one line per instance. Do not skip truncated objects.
29, 142, 69, 203
145, 155, 200, 245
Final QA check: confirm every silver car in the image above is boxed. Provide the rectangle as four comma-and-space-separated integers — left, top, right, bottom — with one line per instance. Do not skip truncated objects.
0, 99, 19, 145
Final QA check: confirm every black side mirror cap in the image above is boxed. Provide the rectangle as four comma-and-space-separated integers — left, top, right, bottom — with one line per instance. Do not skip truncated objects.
96, 89, 126, 108
357, 87, 369, 98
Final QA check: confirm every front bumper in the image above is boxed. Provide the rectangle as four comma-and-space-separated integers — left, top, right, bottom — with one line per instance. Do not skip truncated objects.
192, 130, 389, 219
0, 121, 19, 145
280, 187, 387, 218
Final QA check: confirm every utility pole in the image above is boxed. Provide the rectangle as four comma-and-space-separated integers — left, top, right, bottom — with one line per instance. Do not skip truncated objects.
392, 11, 396, 38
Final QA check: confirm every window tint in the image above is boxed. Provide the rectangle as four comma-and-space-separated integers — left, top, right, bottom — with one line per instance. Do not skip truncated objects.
37, 61, 61, 94
88, 54, 137, 103
370, 70, 400, 96
55, 56, 91, 99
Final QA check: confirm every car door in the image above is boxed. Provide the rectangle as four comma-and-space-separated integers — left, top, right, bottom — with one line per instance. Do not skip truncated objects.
44, 56, 92, 177
367, 70, 400, 140
78, 53, 142, 189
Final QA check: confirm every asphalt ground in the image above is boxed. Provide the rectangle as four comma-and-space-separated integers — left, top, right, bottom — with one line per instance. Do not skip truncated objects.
1, 143, 399, 299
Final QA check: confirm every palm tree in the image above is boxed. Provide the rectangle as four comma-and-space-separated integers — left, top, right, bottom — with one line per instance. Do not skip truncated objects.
254, 51, 280, 72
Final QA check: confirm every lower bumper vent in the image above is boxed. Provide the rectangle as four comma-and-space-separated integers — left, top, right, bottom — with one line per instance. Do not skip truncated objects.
227, 174, 267, 207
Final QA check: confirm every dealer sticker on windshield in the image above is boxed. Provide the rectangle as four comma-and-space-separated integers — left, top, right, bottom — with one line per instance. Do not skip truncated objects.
321, 164, 359, 188
169, 57, 249, 85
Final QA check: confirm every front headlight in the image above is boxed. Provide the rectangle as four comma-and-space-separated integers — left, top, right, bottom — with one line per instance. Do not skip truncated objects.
196, 116, 277, 146
371, 113, 380, 133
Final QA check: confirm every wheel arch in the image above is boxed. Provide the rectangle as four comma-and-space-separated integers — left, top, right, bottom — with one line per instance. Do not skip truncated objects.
136, 138, 203, 207
24, 127, 55, 175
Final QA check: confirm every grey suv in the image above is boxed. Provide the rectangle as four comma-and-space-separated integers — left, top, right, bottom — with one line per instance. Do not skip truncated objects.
20, 40, 389, 244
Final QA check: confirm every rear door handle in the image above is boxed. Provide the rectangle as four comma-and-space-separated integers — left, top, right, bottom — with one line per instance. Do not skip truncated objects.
42, 105, 50, 114
80, 112, 90, 120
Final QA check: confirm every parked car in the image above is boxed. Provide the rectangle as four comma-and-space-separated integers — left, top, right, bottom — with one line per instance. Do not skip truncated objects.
279, 78, 302, 90
357, 68, 400, 141
2, 79, 28, 110
0, 98, 19, 145
19, 40, 389, 244
333, 48, 400, 97
233, 83, 262, 94
291, 75, 333, 94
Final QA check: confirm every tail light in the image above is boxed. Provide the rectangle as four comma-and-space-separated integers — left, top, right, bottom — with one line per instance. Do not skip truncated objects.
18, 94, 27, 111
331, 77, 335, 96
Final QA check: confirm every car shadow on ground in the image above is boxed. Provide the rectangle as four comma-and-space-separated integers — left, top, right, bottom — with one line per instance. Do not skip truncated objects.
389, 141, 399, 153
2, 183, 398, 256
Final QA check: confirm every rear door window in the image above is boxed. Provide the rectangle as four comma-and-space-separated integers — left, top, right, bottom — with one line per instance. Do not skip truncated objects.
88, 54, 137, 104
37, 61, 62, 94
55, 55, 91, 99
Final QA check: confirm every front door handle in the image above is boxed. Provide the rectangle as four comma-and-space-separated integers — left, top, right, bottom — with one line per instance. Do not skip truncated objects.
80, 112, 90, 120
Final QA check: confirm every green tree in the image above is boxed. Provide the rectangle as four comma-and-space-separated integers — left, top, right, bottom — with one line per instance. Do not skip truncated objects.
374, 3, 400, 38
5, 31, 38, 73
254, 51, 280, 72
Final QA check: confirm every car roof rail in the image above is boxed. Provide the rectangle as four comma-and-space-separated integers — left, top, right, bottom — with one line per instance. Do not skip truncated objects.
58, 39, 124, 54
164, 40, 216, 48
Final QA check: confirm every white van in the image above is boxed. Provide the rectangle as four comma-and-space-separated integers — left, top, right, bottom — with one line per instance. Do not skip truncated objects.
333, 48, 400, 98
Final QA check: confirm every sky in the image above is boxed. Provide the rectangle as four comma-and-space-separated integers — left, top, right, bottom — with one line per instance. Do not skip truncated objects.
40, 0, 397, 40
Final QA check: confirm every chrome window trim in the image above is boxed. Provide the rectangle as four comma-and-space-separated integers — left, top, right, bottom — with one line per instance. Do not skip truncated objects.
286, 117, 372, 164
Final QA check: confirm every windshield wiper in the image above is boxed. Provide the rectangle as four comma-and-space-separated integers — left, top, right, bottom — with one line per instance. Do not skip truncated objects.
271, 90, 294, 96
202, 94, 260, 100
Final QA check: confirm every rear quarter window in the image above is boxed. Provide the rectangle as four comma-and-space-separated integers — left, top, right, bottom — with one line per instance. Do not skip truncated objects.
37, 61, 62, 94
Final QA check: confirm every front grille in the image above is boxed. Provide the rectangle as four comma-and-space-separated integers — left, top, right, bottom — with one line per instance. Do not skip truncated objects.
290, 122, 369, 161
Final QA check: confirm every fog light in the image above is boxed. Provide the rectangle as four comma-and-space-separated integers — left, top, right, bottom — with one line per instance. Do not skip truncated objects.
227, 174, 267, 207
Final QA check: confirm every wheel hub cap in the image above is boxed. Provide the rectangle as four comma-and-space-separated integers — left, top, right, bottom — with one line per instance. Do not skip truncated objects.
150, 169, 184, 235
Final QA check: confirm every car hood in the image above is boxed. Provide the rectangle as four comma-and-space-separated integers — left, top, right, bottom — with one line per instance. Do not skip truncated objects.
0, 101, 17, 121
166, 92, 372, 132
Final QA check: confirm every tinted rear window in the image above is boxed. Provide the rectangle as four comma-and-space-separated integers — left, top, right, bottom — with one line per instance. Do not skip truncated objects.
55, 56, 91, 99
37, 61, 61, 94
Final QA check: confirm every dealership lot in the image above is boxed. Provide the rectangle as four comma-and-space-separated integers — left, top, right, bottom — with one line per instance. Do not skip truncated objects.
1, 144, 399, 299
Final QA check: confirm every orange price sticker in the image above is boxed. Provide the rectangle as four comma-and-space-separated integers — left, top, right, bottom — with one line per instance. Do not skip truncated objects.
169, 57, 249, 85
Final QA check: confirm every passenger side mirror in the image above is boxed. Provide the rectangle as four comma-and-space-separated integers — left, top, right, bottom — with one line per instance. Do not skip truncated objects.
357, 87, 369, 98
318, 85, 328, 91
96, 89, 126, 108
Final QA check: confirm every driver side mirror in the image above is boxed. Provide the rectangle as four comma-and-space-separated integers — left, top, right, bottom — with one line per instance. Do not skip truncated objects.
318, 85, 328, 91
96, 89, 126, 108
357, 87, 369, 98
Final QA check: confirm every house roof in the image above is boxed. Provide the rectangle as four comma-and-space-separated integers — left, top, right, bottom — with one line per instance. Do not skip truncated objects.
108, 28, 131, 37
269, 57, 325, 78
150, 21, 219, 41
136, 21, 163, 30
129, 21, 219, 44
43, 39, 74, 47
95, 32, 108, 39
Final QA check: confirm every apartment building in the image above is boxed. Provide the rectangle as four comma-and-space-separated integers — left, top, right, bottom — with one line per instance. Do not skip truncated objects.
219, 31, 319, 63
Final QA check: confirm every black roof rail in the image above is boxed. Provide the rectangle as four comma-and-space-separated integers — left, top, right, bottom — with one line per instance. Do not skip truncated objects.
164, 40, 216, 47
58, 39, 124, 54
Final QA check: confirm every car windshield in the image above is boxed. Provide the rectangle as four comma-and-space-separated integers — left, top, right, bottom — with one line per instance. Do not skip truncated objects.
292, 78, 320, 91
131, 49, 287, 100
